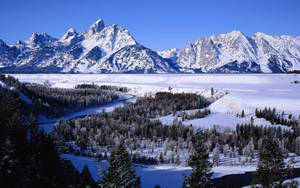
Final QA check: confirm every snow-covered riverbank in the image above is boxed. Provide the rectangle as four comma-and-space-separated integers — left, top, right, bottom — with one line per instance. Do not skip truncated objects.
12, 74, 300, 129
38, 94, 135, 133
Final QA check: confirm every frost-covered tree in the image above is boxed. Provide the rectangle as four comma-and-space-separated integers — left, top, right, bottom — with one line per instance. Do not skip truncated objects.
295, 136, 300, 155
99, 142, 140, 188
254, 137, 287, 187
213, 147, 219, 166
183, 134, 213, 188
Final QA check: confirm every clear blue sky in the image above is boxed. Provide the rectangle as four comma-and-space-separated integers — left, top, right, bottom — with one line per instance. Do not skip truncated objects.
0, 0, 299, 51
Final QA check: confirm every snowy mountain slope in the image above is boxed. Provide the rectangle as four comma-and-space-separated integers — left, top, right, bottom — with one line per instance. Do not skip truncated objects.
0, 18, 174, 73
0, 39, 20, 68
177, 31, 300, 73
250, 32, 300, 72
100, 44, 177, 73
0, 18, 300, 73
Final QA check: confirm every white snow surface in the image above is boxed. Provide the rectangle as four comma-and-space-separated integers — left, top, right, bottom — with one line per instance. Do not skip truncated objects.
0, 80, 5, 87
11, 73, 300, 129
6, 73, 300, 187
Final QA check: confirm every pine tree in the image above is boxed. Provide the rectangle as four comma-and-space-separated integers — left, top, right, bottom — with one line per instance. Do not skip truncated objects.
183, 133, 213, 188
81, 165, 96, 187
99, 142, 140, 188
241, 110, 245, 118
254, 136, 287, 187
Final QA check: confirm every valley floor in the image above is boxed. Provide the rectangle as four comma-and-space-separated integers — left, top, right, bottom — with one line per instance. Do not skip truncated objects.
10, 73, 300, 187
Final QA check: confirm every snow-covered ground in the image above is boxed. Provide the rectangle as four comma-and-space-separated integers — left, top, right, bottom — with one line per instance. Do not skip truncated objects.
8, 73, 300, 187
243, 177, 300, 187
11, 73, 300, 129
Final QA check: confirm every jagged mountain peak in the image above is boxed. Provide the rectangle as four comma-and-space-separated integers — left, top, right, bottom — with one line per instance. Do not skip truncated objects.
252, 32, 268, 37
100, 44, 176, 73
83, 18, 105, 37
14, 40, 27, 50
62, 28, 77, 38
157, 48, 179, 58
0, 39, 8, 53
81, 23, 137, 59
0, 22, 300, 73
0, 39, 7, 46
15, 40, 25, 45
177, 30, 300, 73
26, 32, 57, 47
60, 28, 82, 44
226, 30, 245, 37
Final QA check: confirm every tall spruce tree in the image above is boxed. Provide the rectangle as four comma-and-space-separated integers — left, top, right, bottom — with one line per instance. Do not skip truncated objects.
183, 133, 213, 188
255, 136, 287, 187
99, 141, 140, 188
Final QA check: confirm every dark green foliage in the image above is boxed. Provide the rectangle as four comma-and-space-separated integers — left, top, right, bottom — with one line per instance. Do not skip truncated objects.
132, 154, 158, 165
178, 109, 211, 120
287, 70, 300, 74
0, 84, 96, 187
75, 83, 129, 92
255, 136, 287, 187
75, 83, 100, 89
255, 107, 298, 127
24, 83, 118, 117
159, 152, 164, 164
131, 92, 210, 118
81, 165, 97, 187
53, 92, 206, 158
99, 142, 140, 188
0, 75, 119, 117
184, 133, 213, 188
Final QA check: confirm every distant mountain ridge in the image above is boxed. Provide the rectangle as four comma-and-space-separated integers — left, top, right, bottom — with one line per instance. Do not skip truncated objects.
0, 19, 300, 73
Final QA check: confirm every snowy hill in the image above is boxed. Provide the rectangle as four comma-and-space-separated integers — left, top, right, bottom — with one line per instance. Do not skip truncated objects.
0, 19, 300, 73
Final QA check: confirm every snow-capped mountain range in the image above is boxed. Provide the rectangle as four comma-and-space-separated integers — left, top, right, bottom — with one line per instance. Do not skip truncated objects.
0, 19, 300, 73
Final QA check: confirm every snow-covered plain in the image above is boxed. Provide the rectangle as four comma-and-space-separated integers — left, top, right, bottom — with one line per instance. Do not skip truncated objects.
11, 73, 300, 129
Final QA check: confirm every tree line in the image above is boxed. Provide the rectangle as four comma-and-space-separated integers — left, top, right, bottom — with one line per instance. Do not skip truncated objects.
0, 74, 121, 117
52, 89, 300, 166
255, 107, 298, 127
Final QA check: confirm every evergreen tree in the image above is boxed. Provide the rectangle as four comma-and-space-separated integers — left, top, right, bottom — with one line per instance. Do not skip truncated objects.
99, 142, 140, 188
0, 84, 96, 187
241, 110, 245, 118
254, 136, 287, 187
81, 165, 96, 187
183, 133, 213, 188
159, 152, 164, 164
213, 147, 219, 166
